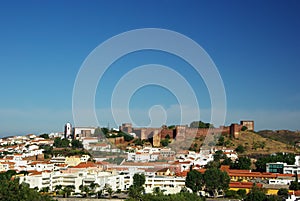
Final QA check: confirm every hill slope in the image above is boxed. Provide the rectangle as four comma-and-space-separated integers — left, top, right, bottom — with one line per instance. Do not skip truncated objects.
229, 131, 297, 155
256, 130, 300, 145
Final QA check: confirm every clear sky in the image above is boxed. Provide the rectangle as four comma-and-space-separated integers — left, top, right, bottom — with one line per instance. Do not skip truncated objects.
0, 1, 299, 136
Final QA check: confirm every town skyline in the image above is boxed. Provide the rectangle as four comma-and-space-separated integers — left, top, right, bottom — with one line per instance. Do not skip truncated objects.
1, 1, 300, 136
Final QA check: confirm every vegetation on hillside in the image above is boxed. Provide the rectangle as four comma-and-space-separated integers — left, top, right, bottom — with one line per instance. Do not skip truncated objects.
257, 130, 300, 146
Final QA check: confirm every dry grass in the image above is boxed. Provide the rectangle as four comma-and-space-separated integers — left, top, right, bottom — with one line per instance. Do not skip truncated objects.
230, 131, 297, 155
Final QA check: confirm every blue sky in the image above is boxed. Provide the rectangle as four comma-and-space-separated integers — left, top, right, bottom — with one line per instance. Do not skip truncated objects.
0, 1, 299, 136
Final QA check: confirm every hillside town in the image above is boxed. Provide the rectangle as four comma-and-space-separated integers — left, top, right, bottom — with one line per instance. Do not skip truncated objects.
0, 120, 299, 200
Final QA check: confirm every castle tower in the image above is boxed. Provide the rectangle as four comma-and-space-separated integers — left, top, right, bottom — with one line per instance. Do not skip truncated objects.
240, 120, 254, 131
175, 125, 187, 141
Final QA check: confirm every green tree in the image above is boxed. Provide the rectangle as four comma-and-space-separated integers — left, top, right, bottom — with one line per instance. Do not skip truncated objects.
101, 127, 109, 135
152, 187, 163, 196
126, 191, 205, 201
161, 139, 169, 147
237, 189, 247, 199
235, 145, 245, 153
289, 180, 300, 190
167, 125, 175, 129
185, 170, 203, 193
231, 156, 251, 170
63, 185, 75, 198
71, 139, 83, 148
213, 150, 224, 162
134, 138, 143, 146
241, 126, 248, 131
54, 185, 62, 195
89, 182, 100, 195
133, 173, 146, 187
245, 184, 266, 201
0, 169, 17, 180
39, 186, 50, 193
0, 177, 54, 201
128, 173, 146, 199
204, 168, 230, 197
277, 188, 289, 199
54, 137, 70, 148
255, 153, 295, 172
128, 185, 143, 200
39, 133, 49, 139
104, 184, 114, 199
80, 184, 90, 197
217, 136, 225, 146
118, 131, 134, 141
206, 160, 221, 169
97, 189, 103, 198
221, 157, 233, 166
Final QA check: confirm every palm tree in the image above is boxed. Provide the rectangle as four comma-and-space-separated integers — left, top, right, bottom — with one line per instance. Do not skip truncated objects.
63, 185, 75, 198
39, 186, 49, 194
89, 182, 100, 196
107, 187, 113, 199
79, 184, 90, 197
104, 184, 114, 199
97, 189, 103, 198
152, 187, 163, 196
54, 185, 62, 196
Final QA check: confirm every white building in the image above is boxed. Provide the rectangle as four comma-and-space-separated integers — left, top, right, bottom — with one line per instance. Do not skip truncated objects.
82, 137, 99, 150
74, 127, 96, 138
144, 175, 186, 194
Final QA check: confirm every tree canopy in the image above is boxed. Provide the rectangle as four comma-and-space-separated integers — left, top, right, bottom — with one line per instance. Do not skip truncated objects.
230, 156, 251, 170
255, 153, 295, 172
0, 171, 54, 201
203, 168, 230, 197
185, 170, 204, 193
126, 191, 205, 201
128, 173, 146, 200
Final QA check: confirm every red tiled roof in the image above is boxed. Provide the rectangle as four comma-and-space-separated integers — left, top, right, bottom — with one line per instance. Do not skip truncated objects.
72, 162, 97, 168
230, 182, 262, 189
289, 190, 300, 196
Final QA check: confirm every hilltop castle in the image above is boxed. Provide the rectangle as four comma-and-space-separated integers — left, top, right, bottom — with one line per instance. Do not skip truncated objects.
119, 120, 254, 147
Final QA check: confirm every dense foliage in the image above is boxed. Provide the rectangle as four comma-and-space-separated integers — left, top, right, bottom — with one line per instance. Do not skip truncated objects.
104, 130, 134, 142
230, 156, 252, 170
204, 168, 230, 197
255, 152, 295, 172
185, 170, 203, 193
243, 185, 284, 201
128, 173, 146, 200
126, 192, 206, 201
53, 138, 70, 148
0, 171, 54, 201
185, 168, 230, 197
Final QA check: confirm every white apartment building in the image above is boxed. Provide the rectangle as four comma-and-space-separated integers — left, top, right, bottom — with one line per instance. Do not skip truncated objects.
27, 161, 54, 172
144, 175, 186, 194
18, 167, 185, 195
19, 169, 127, 192
127, 147, 174, 162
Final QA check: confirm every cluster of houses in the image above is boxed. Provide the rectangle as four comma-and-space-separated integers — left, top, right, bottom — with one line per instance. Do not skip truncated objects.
1, 132, 300, 200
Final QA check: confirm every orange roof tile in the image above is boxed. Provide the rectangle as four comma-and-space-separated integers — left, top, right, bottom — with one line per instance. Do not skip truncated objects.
72, 162, 97, 168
